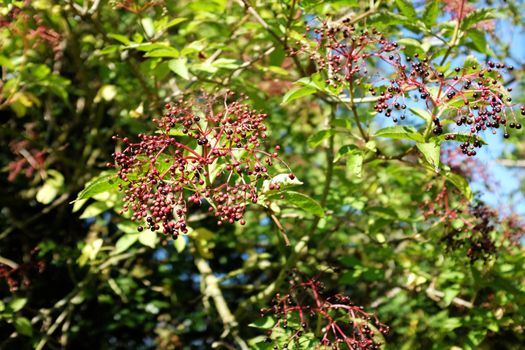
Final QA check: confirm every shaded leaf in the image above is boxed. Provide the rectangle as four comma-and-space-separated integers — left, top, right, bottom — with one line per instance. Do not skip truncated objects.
395, 0, 417, 19
446, 172, 473, 201
460, 8, 496, 31
249, 316, 276, 329
422, 0, 439, 27
14, 317, 32, 336
347, 151, 363, 178
307, 129, 335, 148
410, 107, 432, 123
374, 126, 424, 142
416, 142, 440, 171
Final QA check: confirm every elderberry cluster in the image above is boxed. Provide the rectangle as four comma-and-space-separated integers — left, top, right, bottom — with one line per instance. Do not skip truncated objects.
441, 201, 497, 262
292, 21, 523, 156
260, 273, 389, 350
377, 57, 521, 156
422, 181, 500, 262
112, 92, 289, 237
290, 20, 398, 88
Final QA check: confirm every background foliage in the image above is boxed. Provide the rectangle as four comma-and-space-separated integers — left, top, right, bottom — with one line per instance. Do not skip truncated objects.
1, 0, 524, 349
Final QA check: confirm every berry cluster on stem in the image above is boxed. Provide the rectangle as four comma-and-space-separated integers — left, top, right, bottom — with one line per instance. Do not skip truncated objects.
111, 91, 290, 237
292, 21, 523, 156
260, 272, 389, 350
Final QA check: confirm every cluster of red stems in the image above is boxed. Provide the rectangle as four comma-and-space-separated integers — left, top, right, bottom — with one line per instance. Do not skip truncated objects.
260, 273, 389, 350
112, 92, 290, 236
7, 139, 46, 182
422, 180, 506, 262
114, 0, 164, 14
0, 248, 45, 293
0, 2, 62, 60
291, 20, 523, 156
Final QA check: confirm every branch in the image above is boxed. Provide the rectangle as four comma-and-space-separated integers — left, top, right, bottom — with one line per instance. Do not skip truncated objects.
495, 159, 525, 168
426, 286, 473, 309
439, 0, 465, 65
0, 256, 19, 269
193, 246, 248, 350
236, 0, 307, 76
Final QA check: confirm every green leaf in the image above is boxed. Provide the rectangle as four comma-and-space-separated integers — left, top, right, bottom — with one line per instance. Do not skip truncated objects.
94, 84, 117, 103
141, 18, 155, 37
331, 118, 352, 129
468, 29, 487, 53
75, 171, 119, 202
161, 17, 187, 30
397, 38, 423, 50
281, 86, 316, 104
168, 58, 190, 80
416, 142, 440, 171
114, 233, 139, 254
107, 33, 130, 45
336, 145, 364, 177
446, 172, 473, 201
374, 126, 424, 142
0, 55, 15, 69
8, 298, 27, 312
368, 11, 410, 27
443, 286, 460, 306
347, 150, 364, 178
410, 107, 432, 123
277, 191, 324, 217
174, 236, 186, 253
395, 0, 417, 19
36, 182, 59, 205
464, 55, 480, 69
79, 201, 110, 219
249, 316, 276, 329
335, 144, 358, 162
467, 330, 487, 347
14, 317, 32, 336
144, 47, 179, 58
296, 72, 326, 91
78, 238, 103, 266
460, 8, 496, 31
422, 0, 439, 27
212, 58, 241, 70
441, 317, 462, 331
36, 170, 64, 204
138, 230, 157, 248
307, 129, 335, 148
126, 42, 171, 52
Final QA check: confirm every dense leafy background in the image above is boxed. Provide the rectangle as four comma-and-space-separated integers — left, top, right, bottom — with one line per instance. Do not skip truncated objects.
1, 0, 524, 349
